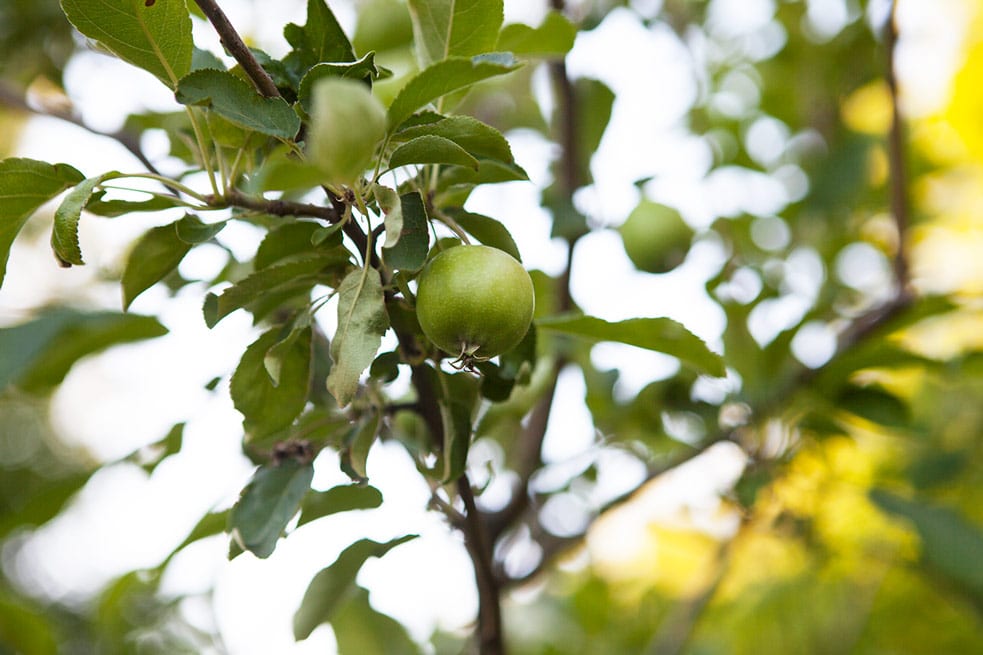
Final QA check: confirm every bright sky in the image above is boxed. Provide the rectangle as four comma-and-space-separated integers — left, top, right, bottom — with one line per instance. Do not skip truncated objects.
0, 0, 971, 653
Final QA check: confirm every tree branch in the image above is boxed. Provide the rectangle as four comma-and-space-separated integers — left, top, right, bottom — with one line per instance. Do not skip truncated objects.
192, 0, 280, 98
458, 474, 505, 655
884, 0, 910, 291
218, 188, 342, 222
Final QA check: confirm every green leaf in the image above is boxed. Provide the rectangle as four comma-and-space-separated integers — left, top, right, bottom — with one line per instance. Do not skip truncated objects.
395, 114, 514, 163
382, 192, 430, 271
341, 412, 382, 483
438, 158, 528, 188
0, 471, 92, 540
370, 351, 401, 382
0, 308, 167, 393
60, 0, 193, 88
175, 69, 301, 139
407, 0, 504, 66
373, 184, 403, 249
387, 54, 520, 129
388, 135, 479, 170
871, 490, 983, 598
0, 595, 59, 655
333, 587, 422, 655
536, 314, 726, 377
837, 384, 909, 428
297, 484, 383, 528
174, 213, 225, 244
326, 267, 390, 406
130, 422, 184, 474
121, 218, 193, 310
265, 321, 312, 387
436, 367, 479, 482
50, 172, 119, 267
230, 327, 312, 440
297, 52, 384, 113
284, 0, 355, 69
160, 509, 230, 569
497, 10, 577, 58
0, 158, 84, 287
83, 194, 184, 217
255, 221, 343, 268
442, 207, 520, 261
546, 77, 614, 204
293, 535, 418, 640
229, 459, 315, 559
204, 253, 349, 327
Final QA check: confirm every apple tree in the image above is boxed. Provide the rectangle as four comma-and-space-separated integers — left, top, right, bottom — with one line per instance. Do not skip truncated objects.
2, 0, 983, 654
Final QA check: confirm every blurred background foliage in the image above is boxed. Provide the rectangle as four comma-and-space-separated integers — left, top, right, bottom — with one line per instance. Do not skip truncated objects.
2, 0, 983, 653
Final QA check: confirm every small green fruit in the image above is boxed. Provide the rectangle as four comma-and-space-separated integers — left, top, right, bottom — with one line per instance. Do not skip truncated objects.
308, 78, 387, 186
415, 245, 534, 367
618, 201, 693, 274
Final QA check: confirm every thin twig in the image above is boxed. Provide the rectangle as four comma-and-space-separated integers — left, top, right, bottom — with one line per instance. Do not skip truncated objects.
884, 1, 910, 290
192, 0, 280, 98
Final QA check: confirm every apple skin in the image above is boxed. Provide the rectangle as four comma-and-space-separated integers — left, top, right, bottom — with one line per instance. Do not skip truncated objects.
619, 201, 693, 274
415, 245, 535, 362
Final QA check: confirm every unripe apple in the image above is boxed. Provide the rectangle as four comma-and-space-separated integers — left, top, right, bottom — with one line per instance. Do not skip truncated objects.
308, 78, 387, 186
619, 201, 693, 274
415, 245, 534, 367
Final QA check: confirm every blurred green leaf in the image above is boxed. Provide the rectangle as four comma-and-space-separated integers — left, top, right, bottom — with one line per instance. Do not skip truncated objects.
871, 491, 983, 600
0, 308, 167, 393
298, 484, 383, 527
536, 314, 726, 377
497, 10, 577, 58
837, 384, 909, 429
333, 586, 421, 655
0, 592, 59, 655
353, 0, 414, 53
293, 535, 418, 640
